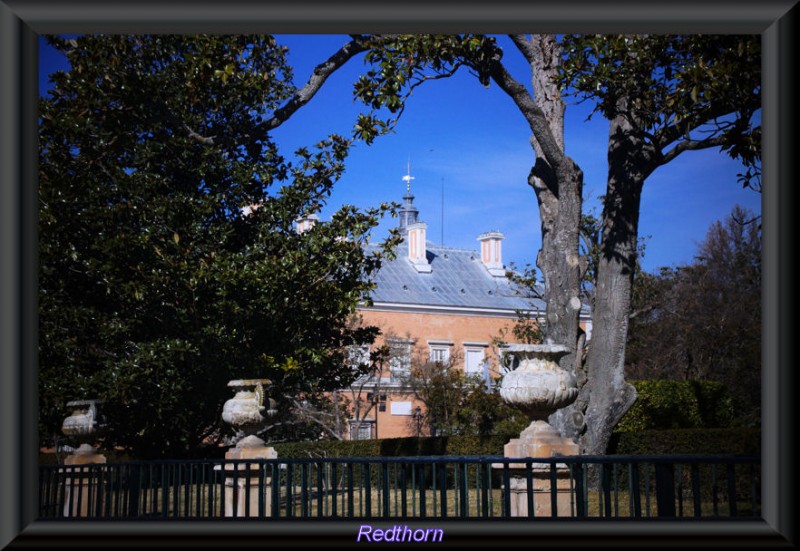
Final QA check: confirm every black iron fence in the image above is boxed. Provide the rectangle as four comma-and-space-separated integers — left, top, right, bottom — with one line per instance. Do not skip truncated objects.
39, 454, 760, 520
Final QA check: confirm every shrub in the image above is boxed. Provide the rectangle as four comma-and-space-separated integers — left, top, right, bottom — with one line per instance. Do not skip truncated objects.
272, 434, 508, 459
616, 380, 735, 433
609, 428, 760, 456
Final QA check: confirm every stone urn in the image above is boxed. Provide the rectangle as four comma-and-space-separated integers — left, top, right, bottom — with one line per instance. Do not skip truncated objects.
499, 344, 577, 426
219, 379, 278, 517
221, 379, 277, 449
62, 399, 100, 438
61, 399, 106, 462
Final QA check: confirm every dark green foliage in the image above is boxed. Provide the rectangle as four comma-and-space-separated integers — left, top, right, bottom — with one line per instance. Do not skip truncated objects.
273, 434, 508, 459
39, 35, 398, 459
558, 34, 761, 189
355, 35, 498, 113
609, 428, 760, 456
273, 438, 383, 459
615, 380, 735, 433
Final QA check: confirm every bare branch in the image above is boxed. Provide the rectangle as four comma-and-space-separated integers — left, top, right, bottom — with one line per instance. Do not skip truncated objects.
289, 398, 346, 440
732, 211, 762, 227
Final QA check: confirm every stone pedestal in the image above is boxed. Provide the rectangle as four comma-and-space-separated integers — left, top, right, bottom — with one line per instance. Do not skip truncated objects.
501, 421, 579, 517
62, 443, 107, 517
220, 436, 277, 518
507, 469, 575, 518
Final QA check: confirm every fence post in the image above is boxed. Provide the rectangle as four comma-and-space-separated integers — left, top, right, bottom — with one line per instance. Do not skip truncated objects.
654, 463, 676, 517
126, 463, 140, 518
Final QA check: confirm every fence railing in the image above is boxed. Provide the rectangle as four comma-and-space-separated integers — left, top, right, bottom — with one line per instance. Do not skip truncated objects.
38, 454, 760, 520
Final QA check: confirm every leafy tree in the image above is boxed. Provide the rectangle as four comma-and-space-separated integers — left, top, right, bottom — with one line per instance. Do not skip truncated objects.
625, 205, 761, 426
554, 35, 760, 451
38, 35, 399, 458
403, 354, 527, 438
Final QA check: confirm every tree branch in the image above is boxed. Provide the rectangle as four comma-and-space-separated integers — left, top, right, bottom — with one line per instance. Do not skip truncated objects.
653, 103, 739, 154
263, 35, 374, 131
509, 34, 537, 65
629, 303, 658, 320
290, 398, 346, 440
658, 133, 732, 166
486, 54, 565, 170
183, 124, 215, 146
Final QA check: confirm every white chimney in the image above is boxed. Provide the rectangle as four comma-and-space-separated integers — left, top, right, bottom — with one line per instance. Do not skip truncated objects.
407, 222, 432, 273
477, 231, 505, 277
296, 213, 319, 234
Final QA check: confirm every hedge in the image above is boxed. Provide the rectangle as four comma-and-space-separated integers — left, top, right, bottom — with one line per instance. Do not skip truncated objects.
41, 427, 759, 465
609, 427, 760, 456
615, 380, 735, 433
273, 434, 508, 459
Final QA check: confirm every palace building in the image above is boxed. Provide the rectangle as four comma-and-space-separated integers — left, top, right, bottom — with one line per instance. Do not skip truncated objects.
297, 172, 591, 440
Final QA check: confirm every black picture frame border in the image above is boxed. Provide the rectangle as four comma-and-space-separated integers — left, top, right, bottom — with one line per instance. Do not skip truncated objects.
1, 1, 795, 548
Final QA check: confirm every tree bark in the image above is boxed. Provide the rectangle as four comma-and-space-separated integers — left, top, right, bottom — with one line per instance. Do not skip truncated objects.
511, 35, 584, 361
508, 35, 586, 441
577, 110, 644, 455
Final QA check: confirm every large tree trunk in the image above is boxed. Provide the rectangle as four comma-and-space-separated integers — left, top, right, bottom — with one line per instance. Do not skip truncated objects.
513, 35, 586, 442
523, 35, 584, 373
577, 111, 643, 455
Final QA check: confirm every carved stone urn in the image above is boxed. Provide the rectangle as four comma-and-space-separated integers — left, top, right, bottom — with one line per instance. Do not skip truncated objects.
499, 344, 577, 432
219, 379, 278, 517
61, 399, 106, 464
497, 344, 579, 517
221, 379, 277, 451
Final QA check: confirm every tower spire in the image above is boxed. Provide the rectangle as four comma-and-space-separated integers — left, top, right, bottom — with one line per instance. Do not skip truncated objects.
402, 158, 415, 193
398, 158, 419, 230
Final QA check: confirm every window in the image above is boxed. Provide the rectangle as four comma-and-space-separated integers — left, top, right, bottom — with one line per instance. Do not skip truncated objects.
429, 346, 450, 364
465, 348, 486, 377
367, 393, 387, 412
428, 340, 453, 365
350, 421, 373, 440
388, 339, 413, 379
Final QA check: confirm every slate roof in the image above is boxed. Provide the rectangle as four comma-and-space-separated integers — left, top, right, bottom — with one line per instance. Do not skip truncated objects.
365, 240, 545, 313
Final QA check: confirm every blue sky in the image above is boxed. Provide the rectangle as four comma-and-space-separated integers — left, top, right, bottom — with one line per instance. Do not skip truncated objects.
39, 34, 762, 274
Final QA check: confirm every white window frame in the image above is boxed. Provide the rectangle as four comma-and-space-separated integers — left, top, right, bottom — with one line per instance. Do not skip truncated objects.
428, 340, 453, 365
429, 346, 450, 364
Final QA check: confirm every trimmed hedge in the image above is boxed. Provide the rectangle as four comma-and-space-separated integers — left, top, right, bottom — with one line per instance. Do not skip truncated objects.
273, 434, 508, 459
616, 380, 735, 433
42, 428, 759, 464
609, 428, 760, 456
